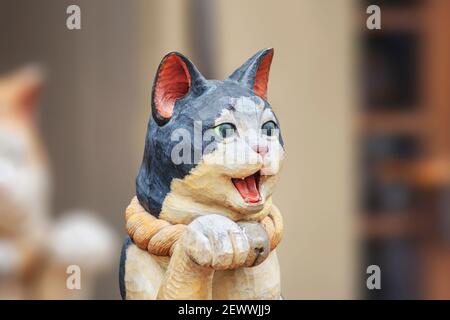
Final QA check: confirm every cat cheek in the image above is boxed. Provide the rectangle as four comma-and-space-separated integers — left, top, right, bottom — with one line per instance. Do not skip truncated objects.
222, 142, 246, 166
260, 163, 278, 176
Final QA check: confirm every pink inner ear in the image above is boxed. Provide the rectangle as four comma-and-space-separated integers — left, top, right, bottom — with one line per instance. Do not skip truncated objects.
253, 50, 273, 100
154, 54, 191, 119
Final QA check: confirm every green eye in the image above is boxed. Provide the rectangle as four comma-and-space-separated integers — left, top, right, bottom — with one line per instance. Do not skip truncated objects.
262, 121, 278, 136
215, 123, 236, 138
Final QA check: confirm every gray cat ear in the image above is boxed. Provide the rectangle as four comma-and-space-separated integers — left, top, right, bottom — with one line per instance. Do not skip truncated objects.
227, 48, 274, 100
151, 52, 206, 125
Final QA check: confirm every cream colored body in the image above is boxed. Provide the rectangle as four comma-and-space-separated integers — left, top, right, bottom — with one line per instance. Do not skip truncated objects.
123, 227, 281, 300
123, 197, 283, 300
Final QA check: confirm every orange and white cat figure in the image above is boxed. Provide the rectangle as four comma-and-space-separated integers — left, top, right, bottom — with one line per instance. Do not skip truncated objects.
0, 66, 116, 299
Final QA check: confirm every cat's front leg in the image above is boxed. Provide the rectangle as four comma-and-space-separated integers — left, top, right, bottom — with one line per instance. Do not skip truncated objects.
213, 250, 281, 300
157, 214, 251, 300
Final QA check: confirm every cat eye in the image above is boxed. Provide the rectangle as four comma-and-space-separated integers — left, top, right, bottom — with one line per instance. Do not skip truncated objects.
215, 123, 236, 139
261, 121, 278, 136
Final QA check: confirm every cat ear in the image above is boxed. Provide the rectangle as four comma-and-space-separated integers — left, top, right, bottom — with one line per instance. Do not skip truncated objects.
11, 65, 46, 117
151, 52, 206, 125
228, 48, 274, 100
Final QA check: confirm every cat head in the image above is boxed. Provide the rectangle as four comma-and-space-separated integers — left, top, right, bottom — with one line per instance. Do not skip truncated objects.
137, 49, 284, 224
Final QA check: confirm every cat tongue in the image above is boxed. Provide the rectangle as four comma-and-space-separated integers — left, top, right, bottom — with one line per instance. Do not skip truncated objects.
232, 174, 260, 203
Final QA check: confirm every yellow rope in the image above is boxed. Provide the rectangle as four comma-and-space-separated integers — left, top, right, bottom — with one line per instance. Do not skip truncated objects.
125, 196, 283, 256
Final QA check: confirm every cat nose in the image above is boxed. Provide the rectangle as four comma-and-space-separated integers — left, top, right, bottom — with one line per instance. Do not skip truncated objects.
252, 145, 268, 156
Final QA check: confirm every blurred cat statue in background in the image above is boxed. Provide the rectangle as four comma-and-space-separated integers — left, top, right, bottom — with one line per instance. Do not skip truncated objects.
0, 66, 117, 299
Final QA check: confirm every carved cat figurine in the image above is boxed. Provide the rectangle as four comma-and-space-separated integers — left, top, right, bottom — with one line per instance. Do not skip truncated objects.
120, 48, 285, 300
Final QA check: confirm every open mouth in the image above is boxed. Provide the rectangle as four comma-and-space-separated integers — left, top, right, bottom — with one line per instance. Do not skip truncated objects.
231, 171, 261, 204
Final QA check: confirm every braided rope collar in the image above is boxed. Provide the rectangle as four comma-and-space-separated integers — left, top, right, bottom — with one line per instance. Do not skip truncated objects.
125, 196, 283, 256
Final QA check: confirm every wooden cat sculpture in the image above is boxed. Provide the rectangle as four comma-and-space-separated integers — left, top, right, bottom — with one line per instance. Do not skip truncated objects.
120, 48, 285, 300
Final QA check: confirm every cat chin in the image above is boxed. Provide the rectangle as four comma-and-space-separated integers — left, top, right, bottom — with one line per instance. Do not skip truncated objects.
236, 202, 265, 213
230, 197, 273, 221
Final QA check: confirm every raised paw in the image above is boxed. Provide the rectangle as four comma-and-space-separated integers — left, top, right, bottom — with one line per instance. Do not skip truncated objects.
236, 221, 270, 267
181, 214, 251, 270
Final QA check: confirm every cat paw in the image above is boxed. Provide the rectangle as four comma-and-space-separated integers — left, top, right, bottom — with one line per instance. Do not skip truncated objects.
237, 221, 270, 267
181, 214, 250, 270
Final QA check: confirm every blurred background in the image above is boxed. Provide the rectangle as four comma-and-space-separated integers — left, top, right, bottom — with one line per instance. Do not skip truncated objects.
358, 0, 450, 299
1, 0, 449, 300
